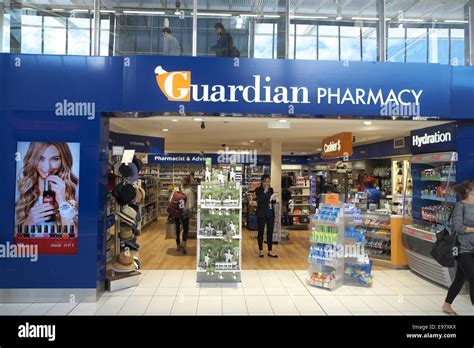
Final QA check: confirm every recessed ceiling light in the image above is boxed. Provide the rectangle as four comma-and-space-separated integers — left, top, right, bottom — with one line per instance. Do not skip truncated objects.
162, 128, 169, 132
278, 119, 288, 123
171, 119, 179, 122
336, 15, 342, 21
193, 117, 203, 121
249, 140, 255, 143
363, 121, 373, 126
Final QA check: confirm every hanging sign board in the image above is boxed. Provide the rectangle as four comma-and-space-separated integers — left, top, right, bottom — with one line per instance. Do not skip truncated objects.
322, 132, 353, 159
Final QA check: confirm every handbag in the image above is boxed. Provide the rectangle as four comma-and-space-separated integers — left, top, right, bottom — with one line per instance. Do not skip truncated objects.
165, 217, 177, 240
430, 204, 459, 268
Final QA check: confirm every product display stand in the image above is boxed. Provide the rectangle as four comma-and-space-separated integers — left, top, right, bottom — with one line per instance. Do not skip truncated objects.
307, 204, 344, 290
343, 207, 373, 287
307, 196, 374, 290
196, 178, 242, 283
106, 152, 141, 292
139, 169, 158, 230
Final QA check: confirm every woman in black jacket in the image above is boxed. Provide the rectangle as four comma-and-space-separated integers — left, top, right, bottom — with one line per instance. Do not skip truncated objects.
211, 23, 238, 57
255, 174, 278, 258
443, 180, 474, 315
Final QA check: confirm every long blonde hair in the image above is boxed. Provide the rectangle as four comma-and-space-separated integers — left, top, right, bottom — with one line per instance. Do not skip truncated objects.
16, 142, 78, 225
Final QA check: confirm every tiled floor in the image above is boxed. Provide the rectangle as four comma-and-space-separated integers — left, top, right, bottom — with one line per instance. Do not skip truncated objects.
1, 269, 473, 316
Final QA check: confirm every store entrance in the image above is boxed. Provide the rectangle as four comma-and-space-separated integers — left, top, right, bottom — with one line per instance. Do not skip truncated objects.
108, 115, 449, 271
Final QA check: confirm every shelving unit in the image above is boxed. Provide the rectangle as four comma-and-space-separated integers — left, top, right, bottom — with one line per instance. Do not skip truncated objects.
196, 182, 242, 283
402, 151, 457, 287
139, 168, 159, 229
284, 180, 311, 231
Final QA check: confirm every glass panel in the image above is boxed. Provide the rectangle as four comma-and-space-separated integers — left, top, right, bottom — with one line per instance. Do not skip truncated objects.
428, 28, 449, 65
21, 15, 42, 54
44, 16, 66, 54
254, 22, 276, 59
340, 26, 360, 61
2, 13, 10, 52
294, 24, 316, 60
387, 26, 405, 62
450, 28, 464, 66
406, 28, 427, 63
318, 25, 339, 61
68, 17, 90, 56
100, 18, 110, 56
361, 26, 377, 61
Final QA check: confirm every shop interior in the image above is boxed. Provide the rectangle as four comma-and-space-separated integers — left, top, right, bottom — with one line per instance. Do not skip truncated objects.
107, 115, 456, 288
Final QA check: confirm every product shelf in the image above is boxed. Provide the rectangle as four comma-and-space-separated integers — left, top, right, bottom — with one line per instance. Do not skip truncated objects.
419, 195, 456, 203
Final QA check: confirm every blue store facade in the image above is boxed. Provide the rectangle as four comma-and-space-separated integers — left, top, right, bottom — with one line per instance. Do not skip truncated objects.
1, 53, 474, 302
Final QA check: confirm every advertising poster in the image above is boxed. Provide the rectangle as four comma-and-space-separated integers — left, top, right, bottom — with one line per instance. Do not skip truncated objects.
14, 142, 80, 255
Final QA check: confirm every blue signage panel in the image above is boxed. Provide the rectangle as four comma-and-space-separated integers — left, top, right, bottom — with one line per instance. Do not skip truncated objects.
410, 123, 457, 154
148, 153, 206, 164
1, 53, 474, 119
124, 56, 452, 117
109, 131, 164, 154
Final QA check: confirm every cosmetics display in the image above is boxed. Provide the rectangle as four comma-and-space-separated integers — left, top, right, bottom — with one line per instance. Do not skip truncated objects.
16, 224, 77, 239
421, 205, 453, 224
197, 178, 242, 282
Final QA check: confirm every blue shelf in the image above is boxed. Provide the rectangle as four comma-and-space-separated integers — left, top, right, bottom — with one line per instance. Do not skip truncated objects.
419, 195, 456, 203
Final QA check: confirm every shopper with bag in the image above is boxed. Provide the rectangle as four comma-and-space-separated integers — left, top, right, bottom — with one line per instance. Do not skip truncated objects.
168, 175, 194, 254
442, 180, 474, 315
255, 174, 278, 258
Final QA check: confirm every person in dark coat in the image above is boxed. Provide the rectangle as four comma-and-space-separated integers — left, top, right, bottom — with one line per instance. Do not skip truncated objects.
210, 23, 238, 57
255, 174, 278, 258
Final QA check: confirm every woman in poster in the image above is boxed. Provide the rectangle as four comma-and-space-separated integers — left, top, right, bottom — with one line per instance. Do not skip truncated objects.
16, 142, 79, 235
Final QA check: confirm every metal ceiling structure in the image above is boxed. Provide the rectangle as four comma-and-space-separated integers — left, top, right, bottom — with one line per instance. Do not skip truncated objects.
8, 0, 470, 20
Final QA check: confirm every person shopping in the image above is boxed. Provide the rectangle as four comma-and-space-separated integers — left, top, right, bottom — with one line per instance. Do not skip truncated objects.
442, 180, 474, 315
255, 174, 278, 258
170, 175, 194, 254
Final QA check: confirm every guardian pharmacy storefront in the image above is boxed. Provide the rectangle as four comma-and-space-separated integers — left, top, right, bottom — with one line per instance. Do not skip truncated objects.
1, 54, 474, 316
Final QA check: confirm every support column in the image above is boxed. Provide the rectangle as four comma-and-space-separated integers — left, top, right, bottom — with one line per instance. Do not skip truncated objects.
0, 2, 4, 52
93, 0, 101, 56
377, 0, 386, 62
192, 0, 197, 56
271, 138, 282, 208
468, 0, 474, 65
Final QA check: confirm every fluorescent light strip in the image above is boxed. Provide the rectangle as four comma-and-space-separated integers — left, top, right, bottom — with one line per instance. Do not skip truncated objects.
52, 8, 65, 12
398, 18, 423, 22
72, 9, 89, 13
352, 17, 377, 21
101, 10, 116, 13
290, 15, 329, 19
444, 20, 468, 23
123, 10, 165, 15
198, 12, 232, 17
240, 14, 259, 17
264, 15, 280, 18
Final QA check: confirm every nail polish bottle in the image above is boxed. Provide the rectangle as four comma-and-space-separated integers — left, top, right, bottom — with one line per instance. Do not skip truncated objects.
62, 225, 69, 238
43, 225, 49, 238
49, 225, 55, 238
30, 225, 36, 238
68, 225, 75, 238
36, 225, 42, 238
16, 224, 23, 238
24, 225, 30, 238
56, 225, 62, 238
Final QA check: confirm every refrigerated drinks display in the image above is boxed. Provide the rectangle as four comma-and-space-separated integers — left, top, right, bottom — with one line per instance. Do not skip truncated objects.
402, 152, 457, 287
